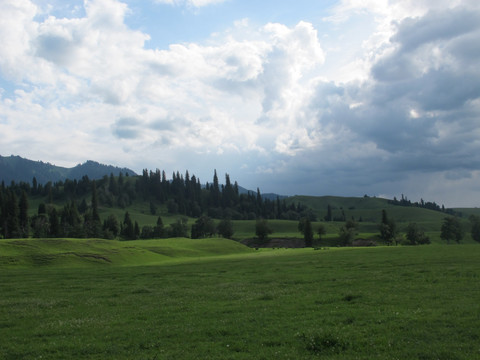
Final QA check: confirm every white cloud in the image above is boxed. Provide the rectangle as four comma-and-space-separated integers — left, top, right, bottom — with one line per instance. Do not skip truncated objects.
0, 0, 326, 167
1, 0, 480, 206
154, 0, 226, 8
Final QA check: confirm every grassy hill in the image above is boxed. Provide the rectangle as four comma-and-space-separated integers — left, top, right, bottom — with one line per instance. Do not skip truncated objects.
290, 195, 445, 222
0, 237, 253, 268
290, 195, 452, 231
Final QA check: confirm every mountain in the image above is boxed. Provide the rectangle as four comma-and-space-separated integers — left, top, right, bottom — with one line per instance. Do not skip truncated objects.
236, 185, 288, 200
0, 155, 137, 185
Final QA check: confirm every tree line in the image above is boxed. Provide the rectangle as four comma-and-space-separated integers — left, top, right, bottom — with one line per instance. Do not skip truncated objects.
0, 170, 315, 239
387, 194, 461, 216
297, 208, 480, 247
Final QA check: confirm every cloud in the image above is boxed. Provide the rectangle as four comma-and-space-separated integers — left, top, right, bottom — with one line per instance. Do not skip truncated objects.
391, 7, 479, 52
226, 3, 480, 204
154, 0, 226, 8
112, 117, 142, 139
35, 33, 78, 66
1, 1, 326, 161
1, 0, 480, 206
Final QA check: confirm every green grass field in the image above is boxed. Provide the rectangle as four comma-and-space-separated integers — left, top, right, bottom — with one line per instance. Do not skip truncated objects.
1, 238, 479, 359
0, 238, 253, 268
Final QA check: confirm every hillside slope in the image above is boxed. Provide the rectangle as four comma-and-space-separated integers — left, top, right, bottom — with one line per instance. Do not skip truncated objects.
0, 155, 136, 184
289, 195, 448, 231
0, 238, 253, 268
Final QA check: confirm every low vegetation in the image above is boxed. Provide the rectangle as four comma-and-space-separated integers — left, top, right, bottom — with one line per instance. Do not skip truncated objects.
0, 237, 252, 268
0, 244, 479, 359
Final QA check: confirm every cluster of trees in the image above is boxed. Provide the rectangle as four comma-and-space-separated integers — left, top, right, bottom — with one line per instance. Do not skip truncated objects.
387, 194, 461, 216
1, 169, 315, 226
376, 210, 480, 246
296, 218, 327, 247
0, 170, 304, 240
0, 175, 237, 240
3, 168, 313, 239
108, 215, 235, 241
323, 204, 352, 222
470, 215, 480, 243
379, 209, 398, 245
0, 189, 29, 239
135, 169, 315, 221
191, 216, 234, 239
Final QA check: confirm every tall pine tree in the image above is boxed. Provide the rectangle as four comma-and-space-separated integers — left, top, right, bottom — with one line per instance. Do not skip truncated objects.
19, 190, 29, 238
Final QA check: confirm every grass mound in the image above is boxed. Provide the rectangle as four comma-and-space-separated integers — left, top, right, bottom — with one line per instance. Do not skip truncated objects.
0, 237, 253, 268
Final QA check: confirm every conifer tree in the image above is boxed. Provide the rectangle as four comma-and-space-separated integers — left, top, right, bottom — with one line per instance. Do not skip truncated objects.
325, 204, 333, 221
211, 170, 220, 207
134, 221, 140, 240
32, 176, 38, 195
49, 208, 60, 237
108, 173, 118, 195
217, 218, 234, 239
470, 215, 480, 243
317, 224, 326, 246
5, 191, 19, 238
91, 181, 100, 222
379, 209, 396, 245
0, 190, 5, 238
153, 216, 164, 238
303, 218, 314, 247
122, 211, 134, 240
19, 190, 29, 238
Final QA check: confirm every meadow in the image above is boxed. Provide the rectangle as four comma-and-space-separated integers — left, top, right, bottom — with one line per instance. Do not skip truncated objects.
1, 239, 479, 359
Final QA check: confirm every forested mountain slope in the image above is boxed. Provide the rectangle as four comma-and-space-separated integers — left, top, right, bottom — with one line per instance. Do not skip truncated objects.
0, 155, 136, 185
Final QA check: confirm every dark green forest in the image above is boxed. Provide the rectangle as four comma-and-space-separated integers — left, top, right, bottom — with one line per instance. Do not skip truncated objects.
0, 169, 314, 240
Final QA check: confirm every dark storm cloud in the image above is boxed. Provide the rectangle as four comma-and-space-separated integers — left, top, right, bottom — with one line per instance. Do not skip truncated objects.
363, 7, 480, 153
390, 7, 479, 52
294, 4, 480, 197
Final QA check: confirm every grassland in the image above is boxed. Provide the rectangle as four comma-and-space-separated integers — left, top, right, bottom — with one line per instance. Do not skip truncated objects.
1, 238, 479, 359
0, 238, 253, 268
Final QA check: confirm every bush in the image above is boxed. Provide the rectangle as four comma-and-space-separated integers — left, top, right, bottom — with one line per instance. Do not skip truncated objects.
140, 226, 154, 239
168, 218, 188, 238
255, 219, 273, 242
405, 223, 430, 245
191, 216, 215, 239
217, 218, 234, 239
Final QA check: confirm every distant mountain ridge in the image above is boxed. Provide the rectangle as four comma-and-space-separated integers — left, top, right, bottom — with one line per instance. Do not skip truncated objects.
0, 155, 137, 185
236, 185, 288, 200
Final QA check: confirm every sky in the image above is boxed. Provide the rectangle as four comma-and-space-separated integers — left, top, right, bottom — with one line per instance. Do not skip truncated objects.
1, 0, 480, 207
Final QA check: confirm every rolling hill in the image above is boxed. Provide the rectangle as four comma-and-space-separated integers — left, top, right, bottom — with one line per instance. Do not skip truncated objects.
0, 237, 253, 268
0, 155, 136, 185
